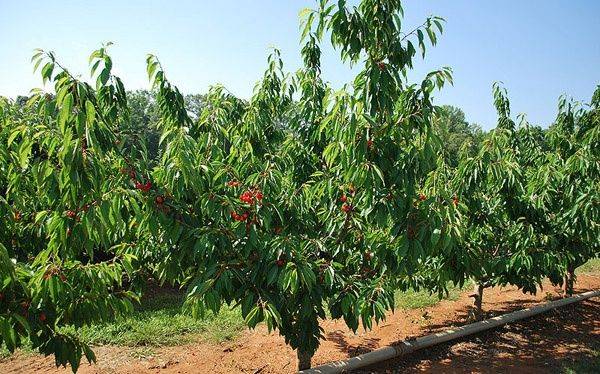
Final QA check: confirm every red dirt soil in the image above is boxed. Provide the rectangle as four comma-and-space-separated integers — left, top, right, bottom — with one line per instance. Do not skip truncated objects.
2, 275, 600, 374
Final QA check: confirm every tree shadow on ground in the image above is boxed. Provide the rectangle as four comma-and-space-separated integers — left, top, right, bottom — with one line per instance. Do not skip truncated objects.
326, 330, 382, 357
354, 299, 600, 373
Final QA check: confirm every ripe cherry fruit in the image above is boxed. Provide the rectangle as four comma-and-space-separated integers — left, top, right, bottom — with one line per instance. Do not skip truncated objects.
136, 181, 152, 193
367, 139, 374, 149
231, 211, 248, 222
340, 194, 348, 203
419, 193, 427, 201
341, 203, 353, 213
276, 258, 286, 267
227, 180, 240, 187
240, 191, 254, 204
39, 312, 47, 322
377, 61, 386, 71
66, 210, 77, 219
155, 195, 165, 205
254, 190, 263, 201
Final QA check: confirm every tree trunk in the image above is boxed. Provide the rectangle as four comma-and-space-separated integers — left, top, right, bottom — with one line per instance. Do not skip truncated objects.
563, 265, 575, 297
471, 283, 484, 321
297, 349, 312, 371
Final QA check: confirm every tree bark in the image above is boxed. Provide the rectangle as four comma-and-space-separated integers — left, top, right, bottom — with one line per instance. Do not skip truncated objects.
297, 349, 312, 371
471, 283, 484, 321
563, 265, 575, 297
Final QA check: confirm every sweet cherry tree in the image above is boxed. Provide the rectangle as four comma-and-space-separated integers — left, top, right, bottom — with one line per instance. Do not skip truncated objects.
449, 84, 553, 319
139, 0, 454, 369
529, 86, 600, 296
0, 46, 142, 370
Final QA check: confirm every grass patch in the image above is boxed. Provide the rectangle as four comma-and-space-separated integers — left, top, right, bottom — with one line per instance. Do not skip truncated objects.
0, 339, 36, 360
576, 258, 600, 275
395, 282, 468, 310
67, 289, 245, 347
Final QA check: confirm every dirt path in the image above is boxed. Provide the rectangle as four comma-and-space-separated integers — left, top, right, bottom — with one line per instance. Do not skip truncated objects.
2, 275, 600, 374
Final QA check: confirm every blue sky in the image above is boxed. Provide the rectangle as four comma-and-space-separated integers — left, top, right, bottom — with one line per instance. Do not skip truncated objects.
1, 0, 599, 129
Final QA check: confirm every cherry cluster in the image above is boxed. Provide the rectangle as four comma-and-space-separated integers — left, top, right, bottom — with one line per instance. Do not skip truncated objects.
121, 167, 152, 192
239, 189, 263, 204
340, 185, 355, 213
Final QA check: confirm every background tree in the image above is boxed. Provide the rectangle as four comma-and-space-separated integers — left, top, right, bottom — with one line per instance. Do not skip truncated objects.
450, 84, 551, 319
433, 105, 483, 167
529, 86, 600, 296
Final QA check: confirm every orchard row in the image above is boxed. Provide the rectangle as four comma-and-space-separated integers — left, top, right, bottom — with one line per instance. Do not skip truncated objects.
1, 0, 599, 371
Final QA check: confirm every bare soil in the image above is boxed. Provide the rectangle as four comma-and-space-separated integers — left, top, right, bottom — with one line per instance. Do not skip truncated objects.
2, 275, 599, 374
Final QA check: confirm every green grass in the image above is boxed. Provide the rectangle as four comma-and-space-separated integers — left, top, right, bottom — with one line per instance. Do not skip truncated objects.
1, 290, 245, 358
70, 290, 245, 347
576, 258, 600, 275
3, 283, 467, 358
395, 282, 469, 310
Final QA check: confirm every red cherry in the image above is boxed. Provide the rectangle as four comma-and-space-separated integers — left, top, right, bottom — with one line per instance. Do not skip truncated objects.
276, 259, 286, 267
241, 212, 249, 221
39, 313, 47, 322
227, 180, 240, 187
341, 204, 352, 213
136, 181, 152, 192
240, 191, 254, 204
419, 193, 426, 201
377, 61, 386, 71
367, 139, 374, 148
155, 196, 165, 205
66, 210, 77, 219
254, 191, 263, 201
340, 195, 347, 203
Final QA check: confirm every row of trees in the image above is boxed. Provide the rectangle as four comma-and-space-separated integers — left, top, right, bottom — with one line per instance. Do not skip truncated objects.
1, 0, 598, 371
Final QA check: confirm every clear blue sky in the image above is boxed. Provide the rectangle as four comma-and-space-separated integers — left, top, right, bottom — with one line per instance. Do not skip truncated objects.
1, 0, 599, 129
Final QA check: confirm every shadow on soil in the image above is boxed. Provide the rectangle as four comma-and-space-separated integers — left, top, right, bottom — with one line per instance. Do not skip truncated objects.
325, 286, 600, 373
